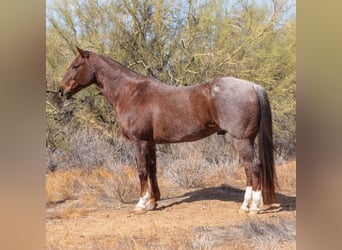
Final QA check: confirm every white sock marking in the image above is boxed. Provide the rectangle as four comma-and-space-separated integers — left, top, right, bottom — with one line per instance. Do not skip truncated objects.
244, 187, 252, 200
250, 190, 262, 211
135, 191, 150, 209
240, 186, 252, 211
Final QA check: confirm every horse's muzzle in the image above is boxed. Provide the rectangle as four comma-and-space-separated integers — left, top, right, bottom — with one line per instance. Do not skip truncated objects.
58, 87, 72, 99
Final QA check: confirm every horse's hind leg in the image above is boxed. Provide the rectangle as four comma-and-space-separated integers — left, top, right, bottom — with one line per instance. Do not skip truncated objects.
234, 139, 263, 213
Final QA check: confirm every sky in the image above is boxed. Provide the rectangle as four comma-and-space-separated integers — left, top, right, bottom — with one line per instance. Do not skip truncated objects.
46, 0, 296, 14
46, 0, 296, 28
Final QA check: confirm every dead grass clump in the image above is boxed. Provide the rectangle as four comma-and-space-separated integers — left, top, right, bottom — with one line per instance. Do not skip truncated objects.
191, 232, 215, 250
240, 216, 296, 249
192, 214, 296, 249
46, 126, 134, 172
277, 160, 296, 191
46, 165, 139, 208
46, 168, 85, 203
94, 165, 139, 204
165, 157, 207, 188
162, 137, 238, 188
48, 206, 89, 220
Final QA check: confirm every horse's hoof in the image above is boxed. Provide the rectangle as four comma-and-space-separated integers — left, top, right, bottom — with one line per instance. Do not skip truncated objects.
146, 202, 157, 211
239, 203, 250, 214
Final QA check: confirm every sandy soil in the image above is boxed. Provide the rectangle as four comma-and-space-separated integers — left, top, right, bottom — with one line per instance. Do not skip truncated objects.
46, 163, 296, 249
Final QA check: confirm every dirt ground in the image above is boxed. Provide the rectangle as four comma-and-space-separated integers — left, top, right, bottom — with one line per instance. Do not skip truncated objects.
46, 162, 296, 249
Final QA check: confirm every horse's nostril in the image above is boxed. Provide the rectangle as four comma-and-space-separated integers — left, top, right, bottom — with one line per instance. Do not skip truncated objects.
58, 87, 63, 96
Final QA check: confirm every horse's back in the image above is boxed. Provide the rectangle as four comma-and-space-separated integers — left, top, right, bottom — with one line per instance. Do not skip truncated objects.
211, 77, 257, 97
147, 81, 220, 143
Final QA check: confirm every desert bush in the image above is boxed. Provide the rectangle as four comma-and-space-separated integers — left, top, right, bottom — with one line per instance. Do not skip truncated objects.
276, 161, 296, 191
46, 168, 86, 203
46, 125, 134, 171
67, 126, 123, 170
165, 156, 207, 188
46, 165, 140, 207
162, 136, 238, 188
47, 124, 288, 192
95, 165, 139, 204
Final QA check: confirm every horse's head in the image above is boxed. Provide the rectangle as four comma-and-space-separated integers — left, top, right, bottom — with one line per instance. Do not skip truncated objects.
58, 47, 96, 99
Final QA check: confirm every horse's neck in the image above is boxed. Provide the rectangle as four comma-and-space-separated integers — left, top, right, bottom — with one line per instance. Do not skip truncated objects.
91, 54, 144, 109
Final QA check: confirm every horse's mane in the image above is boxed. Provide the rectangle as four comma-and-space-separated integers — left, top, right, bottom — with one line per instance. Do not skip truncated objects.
93, 51, 147, 80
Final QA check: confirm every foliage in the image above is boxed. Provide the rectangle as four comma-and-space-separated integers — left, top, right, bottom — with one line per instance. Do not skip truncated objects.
46, 0, 296, 168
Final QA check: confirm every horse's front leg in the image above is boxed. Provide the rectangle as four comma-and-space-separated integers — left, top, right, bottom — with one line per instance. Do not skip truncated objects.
131, 140, 159, 211
146, 143, 160, 209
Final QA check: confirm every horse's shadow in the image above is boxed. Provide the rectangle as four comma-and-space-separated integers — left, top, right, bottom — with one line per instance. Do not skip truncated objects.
157, 184, 296, 212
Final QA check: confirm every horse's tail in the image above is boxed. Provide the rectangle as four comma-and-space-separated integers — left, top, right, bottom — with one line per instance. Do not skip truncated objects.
254, 84, 278, 205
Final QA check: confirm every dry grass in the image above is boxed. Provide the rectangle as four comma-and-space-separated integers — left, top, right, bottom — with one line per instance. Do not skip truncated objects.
47, 126, 134, 171
48, 206, 89, 220
47, 126, 294, 194
161, 136, 238, 188
241, 215, 296, 249
191, 214, 296, 250
277, 160, 296, 192
46, 157, 295, 208
46, 168, 85, 203
93, 165, 139, 203
46, 165, 139, 219
46, 232, 203, 250
191, 232, 215, 250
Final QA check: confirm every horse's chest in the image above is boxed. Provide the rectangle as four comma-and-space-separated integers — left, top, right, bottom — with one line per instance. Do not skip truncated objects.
118, 111, 153, 140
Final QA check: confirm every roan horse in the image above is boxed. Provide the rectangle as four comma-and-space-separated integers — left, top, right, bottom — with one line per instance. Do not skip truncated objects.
58, 47, 278, 214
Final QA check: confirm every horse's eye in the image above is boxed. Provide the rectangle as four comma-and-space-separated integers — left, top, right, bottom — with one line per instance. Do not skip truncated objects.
72, 65, 78, 70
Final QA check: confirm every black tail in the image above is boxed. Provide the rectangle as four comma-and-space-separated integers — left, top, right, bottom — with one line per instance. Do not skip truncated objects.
254, 85, 278, 205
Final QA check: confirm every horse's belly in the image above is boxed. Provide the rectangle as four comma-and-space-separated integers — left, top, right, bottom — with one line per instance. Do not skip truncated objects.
153, 123, 219, 144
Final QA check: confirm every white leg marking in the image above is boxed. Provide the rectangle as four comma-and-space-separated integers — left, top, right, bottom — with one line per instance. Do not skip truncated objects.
250, 190, 262, 212
135, 191, 150, 211
145, 199, 157, 211
240, 186, 252, 212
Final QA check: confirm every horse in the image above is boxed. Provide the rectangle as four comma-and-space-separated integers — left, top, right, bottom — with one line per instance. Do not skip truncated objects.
58, 47, 278, 213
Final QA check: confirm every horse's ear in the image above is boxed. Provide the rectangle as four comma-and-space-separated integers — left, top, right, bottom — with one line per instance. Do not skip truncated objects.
76, 46, 89, 58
